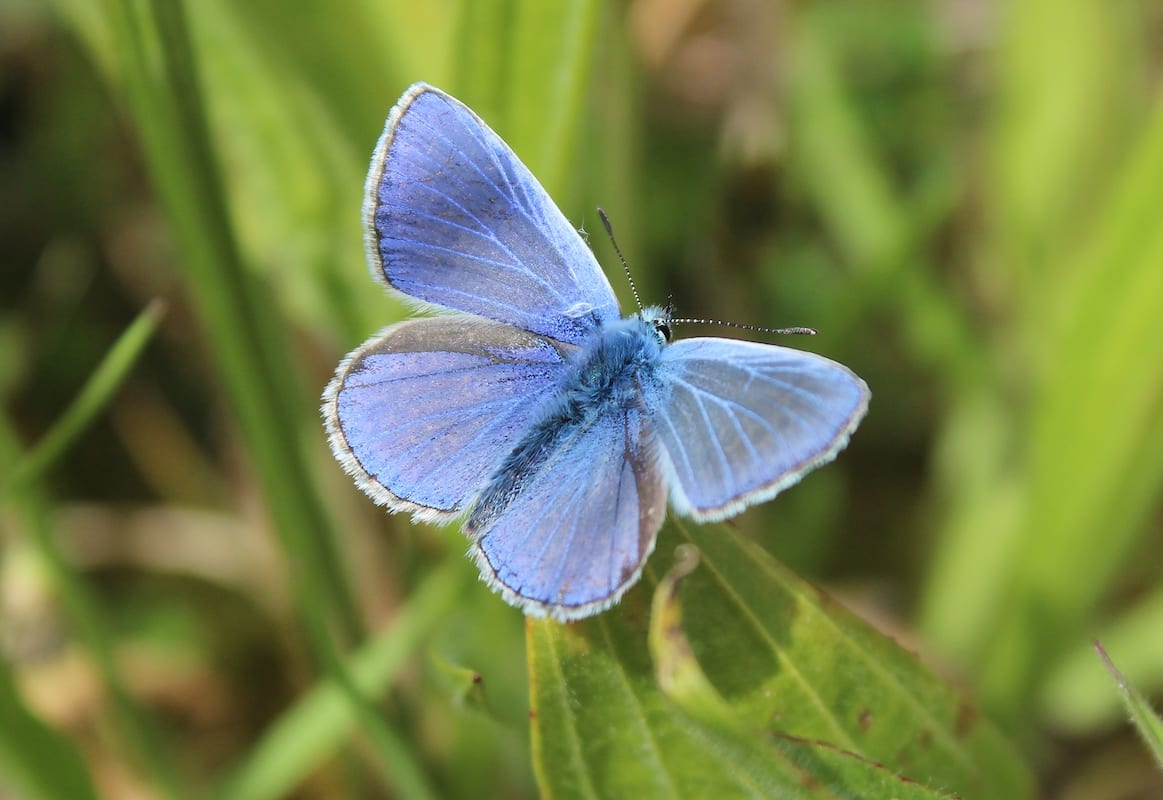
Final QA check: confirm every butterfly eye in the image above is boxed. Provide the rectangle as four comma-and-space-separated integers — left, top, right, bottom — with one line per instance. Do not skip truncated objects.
653, 320, 672, 343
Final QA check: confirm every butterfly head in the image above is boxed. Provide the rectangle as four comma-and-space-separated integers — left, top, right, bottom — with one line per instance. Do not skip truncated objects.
638, 305, 673, 345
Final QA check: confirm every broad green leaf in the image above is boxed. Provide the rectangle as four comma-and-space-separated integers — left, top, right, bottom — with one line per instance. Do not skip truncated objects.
1095, 643, 1163, 769
647, 545, 959, 799
529, 521, 1034, 798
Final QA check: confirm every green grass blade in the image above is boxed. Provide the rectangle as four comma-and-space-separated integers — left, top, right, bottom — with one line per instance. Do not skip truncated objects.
452, 0, 602, 200
1096, 643, 1163, 769
2, 300, 163, 503
1042, 586, 1163, 732
94, 0, 361, 642
978, 97, 1163, 712
502, 0, 602, 200
0, 304, 184, 798
785, 7, 982, 389
0, 658, 98, 800
989, 0, 1136, 311
219, 559, 472, 800
79, 0, 448, 792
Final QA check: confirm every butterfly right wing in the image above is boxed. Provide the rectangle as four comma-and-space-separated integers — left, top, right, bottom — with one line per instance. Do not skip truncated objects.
365, 83, 621, 344
323, 316, 572, 522
647, 337, 870, 522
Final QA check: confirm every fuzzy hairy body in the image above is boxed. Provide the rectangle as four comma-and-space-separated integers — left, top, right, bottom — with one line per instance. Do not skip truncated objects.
466, 316, 664, 536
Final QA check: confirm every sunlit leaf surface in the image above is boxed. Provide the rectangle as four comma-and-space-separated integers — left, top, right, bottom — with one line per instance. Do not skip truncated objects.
529, 521, 1034, 798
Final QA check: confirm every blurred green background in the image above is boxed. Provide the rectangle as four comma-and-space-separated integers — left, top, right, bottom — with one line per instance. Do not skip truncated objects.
2, 0, 1162, 797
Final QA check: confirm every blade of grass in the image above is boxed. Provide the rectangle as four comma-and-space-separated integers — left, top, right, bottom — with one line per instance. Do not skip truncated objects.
1042, 587, 1163, 733
503, 0, 602, 200
989, 0, 1135, 318
451, 1, 602, 200
979, 97, 1163, 713
1095, 642, 1163, 769
90, 0, 443, 793
0, 302, 181, 797
1, 300, 164, 504
219, 559, 472, 800
0, 657, 98, 800
785, 7, 983, 391
94, 0, 362, 645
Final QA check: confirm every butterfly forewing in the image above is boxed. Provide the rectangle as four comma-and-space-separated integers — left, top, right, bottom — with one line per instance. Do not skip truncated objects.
366, 84, 621, 344
324, 317, 572, 521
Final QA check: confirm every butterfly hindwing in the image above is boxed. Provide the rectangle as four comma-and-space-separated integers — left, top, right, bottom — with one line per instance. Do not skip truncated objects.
647, 337, 870, 521
467, 407, 667, 620
324, 316, 573, 521
365, 84, 621, 344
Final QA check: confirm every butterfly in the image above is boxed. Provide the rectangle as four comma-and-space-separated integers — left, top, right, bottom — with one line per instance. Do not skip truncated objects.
322, 83, 870, 621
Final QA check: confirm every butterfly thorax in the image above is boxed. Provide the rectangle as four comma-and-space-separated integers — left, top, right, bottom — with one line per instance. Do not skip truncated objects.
562, 315, 664, 410
465, 316, 663, 535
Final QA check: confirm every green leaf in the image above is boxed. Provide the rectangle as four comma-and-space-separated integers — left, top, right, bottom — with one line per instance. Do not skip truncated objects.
528, 521, 1035, 799
1095, 642, 1163, 769
647, 545, 960, 799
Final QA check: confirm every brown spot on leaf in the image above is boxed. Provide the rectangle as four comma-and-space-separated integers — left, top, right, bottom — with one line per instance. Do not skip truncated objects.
858, 708, 873, 732
918, 729, 933, 749
528, 709, 538, 720
954, 694, 979, 737
472, 673, 483, 685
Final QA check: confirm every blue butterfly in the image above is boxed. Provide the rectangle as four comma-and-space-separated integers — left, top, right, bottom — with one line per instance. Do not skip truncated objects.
323, 83, 870, 621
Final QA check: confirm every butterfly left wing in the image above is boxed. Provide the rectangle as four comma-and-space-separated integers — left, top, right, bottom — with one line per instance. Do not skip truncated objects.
323, 316, 573, 522
466, 408, 667, 620
366, 83, 621, 344
647, 337, 870, 521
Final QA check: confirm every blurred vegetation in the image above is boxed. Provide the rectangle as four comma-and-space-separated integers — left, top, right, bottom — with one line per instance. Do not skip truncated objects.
2, 0, 1162, 797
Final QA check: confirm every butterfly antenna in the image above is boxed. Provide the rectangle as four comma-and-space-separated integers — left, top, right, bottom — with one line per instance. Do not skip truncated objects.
667, 317, 818, 336
597, 207, 644, 313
